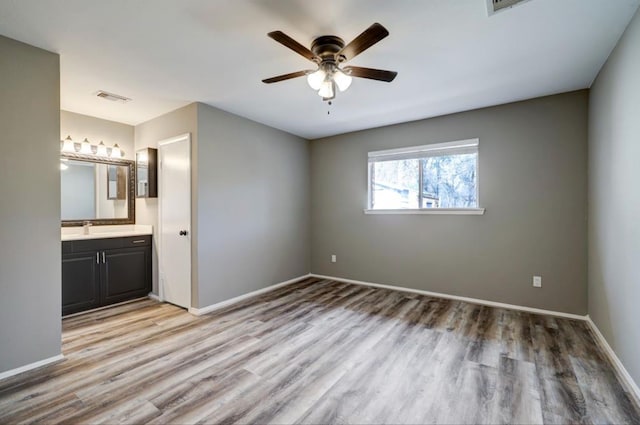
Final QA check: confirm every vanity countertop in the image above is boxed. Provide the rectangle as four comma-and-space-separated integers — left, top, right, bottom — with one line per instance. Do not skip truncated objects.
61, 224, 153, 241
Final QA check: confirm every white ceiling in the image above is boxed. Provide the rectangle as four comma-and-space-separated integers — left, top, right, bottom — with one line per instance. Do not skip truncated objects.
0, 0, 638, 139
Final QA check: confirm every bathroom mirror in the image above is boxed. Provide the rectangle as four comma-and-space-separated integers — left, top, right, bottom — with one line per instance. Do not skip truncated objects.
60, 153, 135, 226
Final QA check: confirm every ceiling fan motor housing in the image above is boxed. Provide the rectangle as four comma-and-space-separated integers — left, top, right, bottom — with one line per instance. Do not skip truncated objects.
311, 36, 346, 63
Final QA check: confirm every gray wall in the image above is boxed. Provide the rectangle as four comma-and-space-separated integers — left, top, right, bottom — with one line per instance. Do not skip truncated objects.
0, 36, 61, 373
588, 8, 640, 385
134, 103, 198, 297
311, 91, 588, 314
61, 110, 135, 160
195, 103, 309, 307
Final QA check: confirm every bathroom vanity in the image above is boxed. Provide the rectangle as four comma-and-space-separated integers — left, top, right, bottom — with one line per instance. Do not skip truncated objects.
60, 148, 155, 316
61, 227, 152, 316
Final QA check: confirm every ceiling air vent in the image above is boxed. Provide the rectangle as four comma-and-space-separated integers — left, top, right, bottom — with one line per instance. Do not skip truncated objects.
95, 90, 131, 103
487, 0, 532, 15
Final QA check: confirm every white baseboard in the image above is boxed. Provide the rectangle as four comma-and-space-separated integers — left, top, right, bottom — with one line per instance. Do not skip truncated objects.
0, 354, 65, 381
188, 274, 312, 316
148, 292, 161, 302
310, 273, 587, 321
586, 315, 640, 404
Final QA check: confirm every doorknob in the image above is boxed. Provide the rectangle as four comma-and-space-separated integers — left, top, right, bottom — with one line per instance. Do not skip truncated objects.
179, 230, 188, 236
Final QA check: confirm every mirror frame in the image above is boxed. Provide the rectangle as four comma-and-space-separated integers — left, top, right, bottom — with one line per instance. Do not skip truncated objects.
61, 152, 136, 227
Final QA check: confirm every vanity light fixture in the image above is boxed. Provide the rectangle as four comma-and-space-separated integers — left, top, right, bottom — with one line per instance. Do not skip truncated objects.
96, 141, 108, 157
110, 144, 122, 159
59, 135, 125, 158
61, 135, 75, 152
80, 138, 92, 154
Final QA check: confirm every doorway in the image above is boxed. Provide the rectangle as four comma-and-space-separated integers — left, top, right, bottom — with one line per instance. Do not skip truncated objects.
158, 133, 191, 309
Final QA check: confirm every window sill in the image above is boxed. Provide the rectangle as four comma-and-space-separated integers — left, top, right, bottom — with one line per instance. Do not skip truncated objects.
364, 208, 485, 215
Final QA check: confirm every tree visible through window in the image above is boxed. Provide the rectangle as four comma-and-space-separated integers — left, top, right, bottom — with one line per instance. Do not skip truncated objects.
368, 140, 478, 210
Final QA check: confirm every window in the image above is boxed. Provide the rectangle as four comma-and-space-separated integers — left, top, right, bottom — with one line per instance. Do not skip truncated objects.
367, 139, 482, 214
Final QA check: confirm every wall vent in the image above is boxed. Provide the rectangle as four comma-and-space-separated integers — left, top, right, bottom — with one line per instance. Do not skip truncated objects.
95, 90, 131, 103
487, 0, 532, 16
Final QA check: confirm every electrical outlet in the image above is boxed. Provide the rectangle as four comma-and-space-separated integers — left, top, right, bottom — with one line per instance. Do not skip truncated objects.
533, 276, 542, 288
331, 254, 337, 263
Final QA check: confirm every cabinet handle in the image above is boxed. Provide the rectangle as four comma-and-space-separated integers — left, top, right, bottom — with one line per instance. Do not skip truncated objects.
132, 239, 146, 244
96, 252, 99, 264
102, 252, 106, 264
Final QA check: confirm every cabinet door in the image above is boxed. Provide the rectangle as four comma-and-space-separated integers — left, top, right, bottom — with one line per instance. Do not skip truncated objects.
102, 246, 151, 305
62, 251, 101, 316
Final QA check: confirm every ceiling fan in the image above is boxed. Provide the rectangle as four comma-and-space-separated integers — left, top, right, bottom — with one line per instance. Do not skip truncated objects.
262, 23, 397, 101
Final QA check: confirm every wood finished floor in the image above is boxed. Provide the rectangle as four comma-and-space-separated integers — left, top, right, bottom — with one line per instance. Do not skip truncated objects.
1, 277, 639, 424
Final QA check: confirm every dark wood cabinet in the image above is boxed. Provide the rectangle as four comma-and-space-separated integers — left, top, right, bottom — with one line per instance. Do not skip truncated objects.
136, 148, 157, 198
62, 235, 152, 316
61, 252, 101, 315
103, 247, 150, 304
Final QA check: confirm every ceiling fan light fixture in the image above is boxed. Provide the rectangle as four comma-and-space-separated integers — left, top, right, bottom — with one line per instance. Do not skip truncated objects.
333, 69, 352, 92
307, 69, 326, 90
318, 80, 335, 99
263, 23, 395, 102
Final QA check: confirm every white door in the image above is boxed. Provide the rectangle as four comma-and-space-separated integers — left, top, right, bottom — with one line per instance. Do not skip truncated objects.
159, 134, 191, 309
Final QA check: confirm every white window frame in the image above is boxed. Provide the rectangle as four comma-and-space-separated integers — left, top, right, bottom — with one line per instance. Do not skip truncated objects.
365, 138, 485, 215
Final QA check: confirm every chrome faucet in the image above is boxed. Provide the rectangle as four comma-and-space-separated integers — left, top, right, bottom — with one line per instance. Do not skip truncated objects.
83, 221, 93, 235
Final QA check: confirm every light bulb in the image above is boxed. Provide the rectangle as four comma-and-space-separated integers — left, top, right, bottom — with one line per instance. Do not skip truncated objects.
61, 135, 75, 152
96, 141, 108, 156
318, 80, 335, 99
80, 138, 92, 154
333, 69, 352, 92
110, 143, 122, 158
307, 69, 326, 90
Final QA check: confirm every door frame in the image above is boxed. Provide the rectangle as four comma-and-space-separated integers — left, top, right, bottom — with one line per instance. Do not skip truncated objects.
157, 133, 192, 308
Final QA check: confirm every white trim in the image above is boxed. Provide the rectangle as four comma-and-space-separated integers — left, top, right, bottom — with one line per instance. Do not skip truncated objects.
148, 292, 161, 302
368, 138, 479, 158
188, 274, 311, 316
0, 354, 65, 381
158, 133, 192, 309
585, 315, 640, 404
309, 273, 587, 321
364, 208, 485, 215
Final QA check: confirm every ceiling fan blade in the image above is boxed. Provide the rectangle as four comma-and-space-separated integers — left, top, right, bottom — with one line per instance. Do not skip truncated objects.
344, 66, 397, 82
268, 31, 317, 62
338, 23, 389, 62
262, 70, 308, 84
